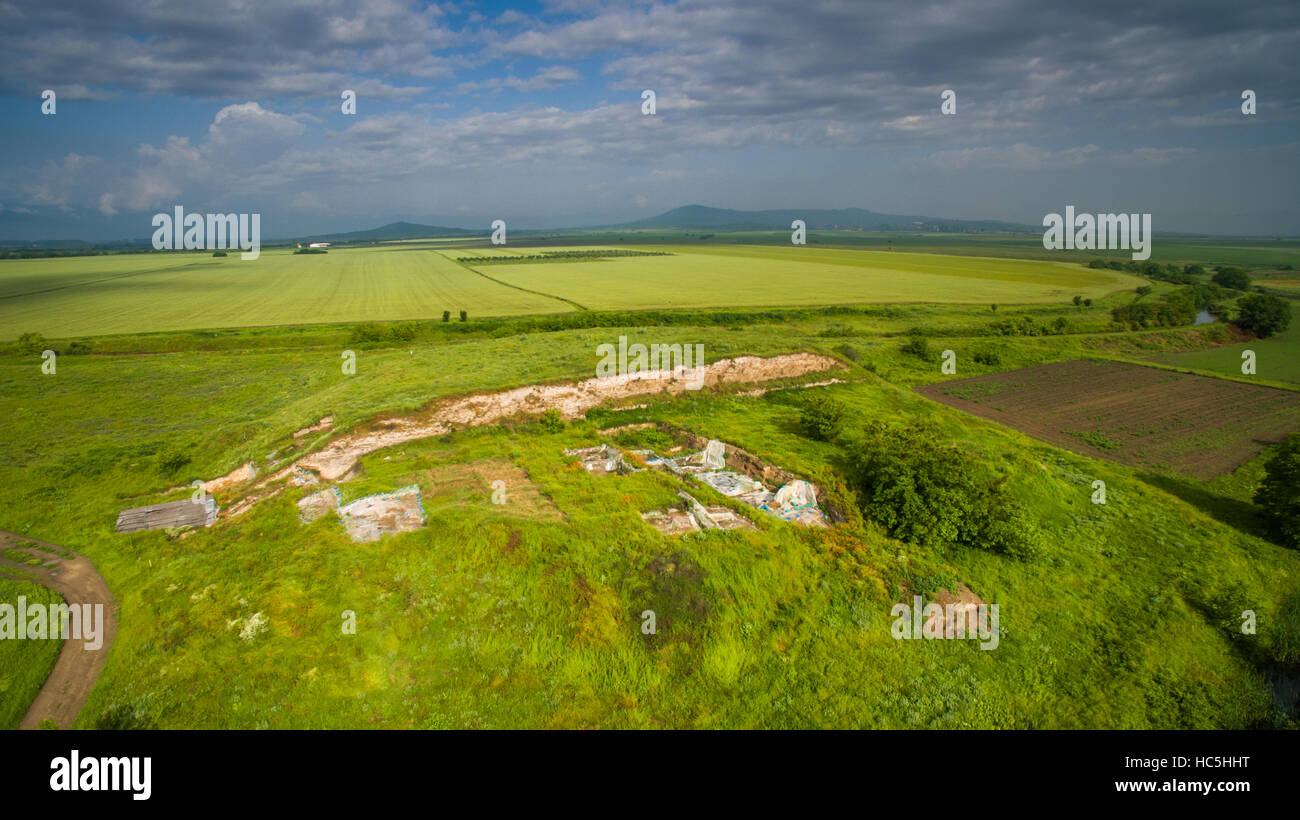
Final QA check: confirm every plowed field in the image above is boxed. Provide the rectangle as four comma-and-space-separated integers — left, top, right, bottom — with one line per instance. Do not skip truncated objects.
916, 359, 1300, 479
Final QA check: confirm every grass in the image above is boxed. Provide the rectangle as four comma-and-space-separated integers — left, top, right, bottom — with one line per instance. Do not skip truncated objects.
0, 577, 64, 729
1148, 320, 1300, 384
0, 241, 1297, 729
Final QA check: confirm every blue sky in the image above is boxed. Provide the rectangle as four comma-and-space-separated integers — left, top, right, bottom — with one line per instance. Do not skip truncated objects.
1, 0, 1297, 240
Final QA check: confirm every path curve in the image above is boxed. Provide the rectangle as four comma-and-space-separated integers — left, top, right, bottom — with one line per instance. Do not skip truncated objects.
0, 530, 117, 729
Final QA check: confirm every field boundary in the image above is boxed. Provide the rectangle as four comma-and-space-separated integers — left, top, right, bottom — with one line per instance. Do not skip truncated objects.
440, 251, 588, 311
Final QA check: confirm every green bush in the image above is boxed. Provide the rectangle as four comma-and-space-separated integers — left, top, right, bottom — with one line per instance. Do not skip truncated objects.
973, 350, 1001, 366
1212, 267, 1251, 291
16, 332, 46, 355
798, 393, 845, 441
840, 420, 1045, 559
899, 336, 931, 360
1255, 433, 1300, 548
537, 408, 566, 433
1235, 294, 1292, 338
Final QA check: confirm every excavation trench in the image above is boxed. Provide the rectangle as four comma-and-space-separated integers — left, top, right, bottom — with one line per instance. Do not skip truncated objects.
222, 353, 843, 516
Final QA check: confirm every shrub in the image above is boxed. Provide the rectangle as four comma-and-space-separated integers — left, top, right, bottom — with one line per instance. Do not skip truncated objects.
973, 350, 1001, 366
798, 393, 845, 441
537, 408, 565, 433
832, 343, 861, 363
16, 332, 47, 355
442, 311, 451, 323
899, 336, 931, 360
212, 251, 227, 257
1255, 433, 1300, 548
1212, 267, 1251, 291
840, 420, 1045, 558
1235, 293, 1292, 338
156, 450, 192, 475
459, 310, 468, 322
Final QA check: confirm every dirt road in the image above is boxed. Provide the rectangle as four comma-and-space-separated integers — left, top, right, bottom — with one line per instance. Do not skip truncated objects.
0, 530, 117, 730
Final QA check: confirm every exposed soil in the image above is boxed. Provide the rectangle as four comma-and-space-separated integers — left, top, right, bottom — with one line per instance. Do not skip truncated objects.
213, 353, 840, 521
0, 530, 117, 730
298, 352, 839, 481
916, 359, 1300, 480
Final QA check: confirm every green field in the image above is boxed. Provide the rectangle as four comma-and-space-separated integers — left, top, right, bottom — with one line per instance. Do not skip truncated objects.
1, 236, 1297, 730
1149, 322, 1300, 384
0, 243, 1141, 340
0, 246, 572, 339
456, 245, 1141, 311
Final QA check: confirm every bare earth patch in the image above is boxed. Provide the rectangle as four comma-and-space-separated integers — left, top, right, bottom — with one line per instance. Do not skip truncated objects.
916, 359, 1300, 480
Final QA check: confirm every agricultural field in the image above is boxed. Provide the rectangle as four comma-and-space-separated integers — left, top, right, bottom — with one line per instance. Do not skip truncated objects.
0, 242, 1141, 340
0, 245, 572, 339
916, 360, 1300, 480
451, 245, 1142, 311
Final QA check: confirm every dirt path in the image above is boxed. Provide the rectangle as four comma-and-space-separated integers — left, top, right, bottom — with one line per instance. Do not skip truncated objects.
0, 530, 117, 730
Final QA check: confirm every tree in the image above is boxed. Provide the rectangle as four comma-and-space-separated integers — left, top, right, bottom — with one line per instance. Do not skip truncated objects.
442, 311, 451, 322
1072, 295, 1083, 306
1235, 294, 1292, 337
1212, 267, 1251, 291
1255, 433, 1300, 548
459, 310, 468, 322
1136, 285, 1153, 297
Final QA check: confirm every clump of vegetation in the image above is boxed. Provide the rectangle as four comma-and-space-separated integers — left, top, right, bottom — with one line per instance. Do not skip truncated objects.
899, 335, 931, 360
840, 419, 1045, 560
212, 251, 227, 257
798, 393, 846, 441
987, 315, 1068, 337
156, 450, 192, 475
1234, 293, 1292, 338
442, 311, 451, 322
349, 321, 419, 344
1255, 433, 1300, 549
831, 343, 861, 363
293, 247, 327, 254
973, 350, 1002, 366
16, 332, 46, 355
459, 310, 468, 322
1211, 267, 1251, 291
537, 408, 566, 433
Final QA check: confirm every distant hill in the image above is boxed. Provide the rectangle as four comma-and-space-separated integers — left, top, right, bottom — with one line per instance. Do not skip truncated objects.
308, 221, 480, 243
614, 205, 1036, 233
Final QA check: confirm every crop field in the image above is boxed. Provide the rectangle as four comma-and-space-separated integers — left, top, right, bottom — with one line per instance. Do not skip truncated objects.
452, 245, 1143, 311
917, 359, 1300, 480
0, 246, 573, 339
0, 243, 1143, 340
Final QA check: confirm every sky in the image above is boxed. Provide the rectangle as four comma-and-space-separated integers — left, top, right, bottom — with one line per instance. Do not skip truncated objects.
0, 0, 1298, 240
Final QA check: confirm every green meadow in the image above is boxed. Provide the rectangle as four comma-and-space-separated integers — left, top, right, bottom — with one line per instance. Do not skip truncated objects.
1, 236, 1297, 729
